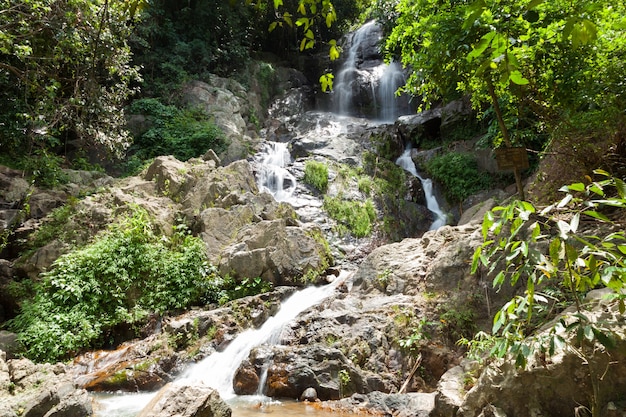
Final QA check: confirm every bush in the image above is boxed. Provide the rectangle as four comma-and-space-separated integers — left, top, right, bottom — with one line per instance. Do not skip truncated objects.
303, 160, 329, 193
323, 195, 376, 237
125, 98, 227, 171
9, 207, 218, 362
424, 152, 492, 203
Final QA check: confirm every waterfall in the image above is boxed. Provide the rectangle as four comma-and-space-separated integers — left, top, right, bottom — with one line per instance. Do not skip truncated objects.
256, 141, 297, 201
178, 279, 341, 398
396, 148, 446, 230
332, 20, 410, 121
377, 61, 406, 122
94, 277, 345, 416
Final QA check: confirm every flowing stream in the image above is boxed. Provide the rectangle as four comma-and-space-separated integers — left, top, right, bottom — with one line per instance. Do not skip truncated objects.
396, 148, 447, 230
94, 277, 345, 416
255, 141, 297, 201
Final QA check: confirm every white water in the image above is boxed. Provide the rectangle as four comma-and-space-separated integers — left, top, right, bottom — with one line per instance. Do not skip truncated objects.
376, 61, 406, 122
396, 148, 447, 230
178, 279, 342, 398
256, 142, 297, 201
333, 21, 408, 122
94, 277, 344, 416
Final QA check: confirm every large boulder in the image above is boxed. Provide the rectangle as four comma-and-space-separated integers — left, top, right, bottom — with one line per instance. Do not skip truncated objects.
180, 79, 258, 164
137, 382, 231, 417
457, 293, 626, 417
236, 344, 367, 400
0, 352, 92, 417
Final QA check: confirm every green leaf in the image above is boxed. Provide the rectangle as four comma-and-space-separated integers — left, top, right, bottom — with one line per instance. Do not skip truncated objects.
592, 327, 616, 349
526, 0, 544, 10
583, 210, 610, 222
268, 22, 278, 32
467, 32, 496, 61
273, 0, 283, 9
329, 45, 340, 61
567, 182, 586, 192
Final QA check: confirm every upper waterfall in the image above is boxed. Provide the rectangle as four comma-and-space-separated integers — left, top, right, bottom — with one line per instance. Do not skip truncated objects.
332, 20, 411, 122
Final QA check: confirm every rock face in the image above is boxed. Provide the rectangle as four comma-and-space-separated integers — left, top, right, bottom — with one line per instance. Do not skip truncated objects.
0, 351, 93, 417
8, 155, 332, 295
137, 382, 231, 417
455, 293, 626, 417
231, 224, 490, 402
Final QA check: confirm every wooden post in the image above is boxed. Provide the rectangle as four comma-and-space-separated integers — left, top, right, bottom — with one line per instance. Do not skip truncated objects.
487, 80, 525, 201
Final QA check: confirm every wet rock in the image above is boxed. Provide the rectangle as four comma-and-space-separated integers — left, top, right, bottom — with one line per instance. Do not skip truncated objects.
137, 382, 231, 417
300, 387, 319, 402
259, 344, 367, 400
233, 360, 260, 395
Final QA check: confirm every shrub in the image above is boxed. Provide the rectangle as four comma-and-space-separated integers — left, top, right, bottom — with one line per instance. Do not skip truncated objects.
424, 152, 492, 203
323, 195, 376, 237
126, 98, 227, 169
303, 160, 329, 193
9, 207, 217, 362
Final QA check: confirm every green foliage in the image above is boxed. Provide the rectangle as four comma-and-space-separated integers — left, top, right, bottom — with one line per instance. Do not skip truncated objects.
323, 195, 376, 238
303, 160, 329, 193
21, 149, 69, 188
399, 317, 435, 354
214, 277, 273, 306
386, 0, 626, 184
425, 152, 492, 203
470, 170, 626, 369
126, 98, 227, 168
0, 0, 142, 159
9, 207, 217, 362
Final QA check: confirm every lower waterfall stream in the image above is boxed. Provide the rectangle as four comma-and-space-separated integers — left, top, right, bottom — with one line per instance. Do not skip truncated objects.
396, 148, 447, 230
93, 275, 347, 416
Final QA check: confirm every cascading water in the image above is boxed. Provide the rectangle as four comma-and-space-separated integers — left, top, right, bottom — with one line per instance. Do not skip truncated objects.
256, 141, 297, 202
396, 148, 447, 230
332, 20, 410, 122
94, 277, 345, 416
377, 61, 406, 122
179, 278, 342, 397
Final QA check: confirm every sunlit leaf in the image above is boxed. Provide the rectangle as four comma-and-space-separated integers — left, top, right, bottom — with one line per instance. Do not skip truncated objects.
509, 70, 529, 85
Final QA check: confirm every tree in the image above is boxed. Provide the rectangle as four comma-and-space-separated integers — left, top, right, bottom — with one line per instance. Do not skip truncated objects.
469, 171, 626, 416
0, 0, 145, 162
383, 0, 626, 198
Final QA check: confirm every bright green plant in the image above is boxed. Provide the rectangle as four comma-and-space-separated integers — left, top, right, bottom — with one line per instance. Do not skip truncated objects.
425, 152, 492, 203
303, 160, 329, 193
323, 195, 376, 237
399, 317, 435, 355
338, 368, 352, 396
9, 207, 218, 362
215, 277, 273, 306
470, 170, 626, 416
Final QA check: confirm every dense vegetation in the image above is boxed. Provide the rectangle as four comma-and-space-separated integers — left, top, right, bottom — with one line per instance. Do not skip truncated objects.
1, 0, 624, 388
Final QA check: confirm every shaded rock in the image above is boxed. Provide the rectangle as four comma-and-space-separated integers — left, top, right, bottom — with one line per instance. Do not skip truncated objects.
300, 387, 319, 402
137, 382, 231, 417
246, 344, 367, 400
321, 391, 437, 417
458, 297, 626, 417
0, 331, 20, 359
